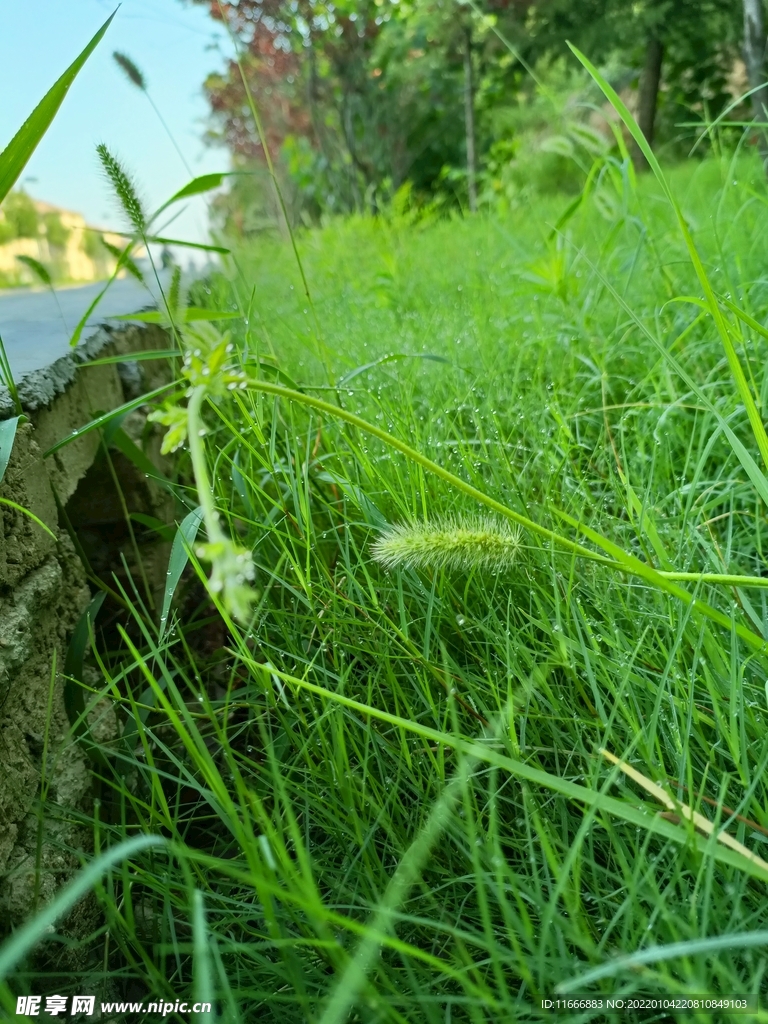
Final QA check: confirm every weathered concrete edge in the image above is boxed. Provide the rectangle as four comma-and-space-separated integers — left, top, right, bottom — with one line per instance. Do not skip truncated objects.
0, 317, 173, 939
0, 322, 133, 417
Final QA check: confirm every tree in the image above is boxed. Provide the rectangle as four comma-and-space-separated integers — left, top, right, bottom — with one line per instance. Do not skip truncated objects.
522, 0, 742, 165
184, 0, 746, 216
43, 212, 70, 251
184, 0, 510, 215
1, 191, 39, 238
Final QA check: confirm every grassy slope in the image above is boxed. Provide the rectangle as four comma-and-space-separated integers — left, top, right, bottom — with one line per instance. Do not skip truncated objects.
17, 153, 768, 1021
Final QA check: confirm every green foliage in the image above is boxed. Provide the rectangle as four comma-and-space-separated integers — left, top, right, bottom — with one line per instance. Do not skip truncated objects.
82, 228, 106, 261
16, 254, 51, 286
42, 211, 69, 249
481, 62, 611, 205
10, 6, 768, 1014
531, 0, 742, 133
16, 149, 768, 1016
192, 0, 752, 221
1, 191, 38, 238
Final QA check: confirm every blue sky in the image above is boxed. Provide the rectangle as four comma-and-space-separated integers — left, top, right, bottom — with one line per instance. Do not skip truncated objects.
0, 0, 231, 245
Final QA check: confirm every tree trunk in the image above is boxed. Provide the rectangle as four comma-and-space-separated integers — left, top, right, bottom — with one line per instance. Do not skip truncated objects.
632, 34, 663, 168
743, 0, 768, 171
463, 26, 478, 213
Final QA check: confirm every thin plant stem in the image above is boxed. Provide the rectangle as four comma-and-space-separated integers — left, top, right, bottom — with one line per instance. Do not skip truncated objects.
214, 2, 334, 381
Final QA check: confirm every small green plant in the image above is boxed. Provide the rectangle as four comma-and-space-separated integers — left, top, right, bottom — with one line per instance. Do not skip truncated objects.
149, 320, 256, 623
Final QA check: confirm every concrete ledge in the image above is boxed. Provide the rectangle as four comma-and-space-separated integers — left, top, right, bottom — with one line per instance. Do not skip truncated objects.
0, 297, 173, 933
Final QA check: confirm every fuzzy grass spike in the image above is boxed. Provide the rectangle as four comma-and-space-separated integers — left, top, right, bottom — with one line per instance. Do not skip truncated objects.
372, 517, 522, 573
113, 52, 146, 90
96, 143, 146, 233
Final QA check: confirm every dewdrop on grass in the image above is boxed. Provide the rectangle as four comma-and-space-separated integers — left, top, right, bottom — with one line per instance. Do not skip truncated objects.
372, 516, 522, 573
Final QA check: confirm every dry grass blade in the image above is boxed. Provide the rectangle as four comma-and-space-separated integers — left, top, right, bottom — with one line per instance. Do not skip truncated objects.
600, 749, 768, 878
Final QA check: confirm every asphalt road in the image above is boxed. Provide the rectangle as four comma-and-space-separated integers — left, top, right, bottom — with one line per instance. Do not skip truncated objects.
0, 276, 163, 379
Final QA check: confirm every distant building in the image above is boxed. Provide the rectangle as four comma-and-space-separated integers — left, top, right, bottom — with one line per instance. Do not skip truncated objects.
0, 195, 143, 287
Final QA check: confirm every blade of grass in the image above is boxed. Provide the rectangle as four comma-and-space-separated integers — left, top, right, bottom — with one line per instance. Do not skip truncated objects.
42, 382, 177, 457
0, 415, 21, 484
558, 931, 768, 992
192, 890, 216, 1023
0, 333, 22, 416
160, 506, 204, 639
0, 497, 56, 539
111, 309, 241, 324
320, 749, 477, 1024
0, 10, 116, 202
235, 653, 768, 885
600, 749, 768, 875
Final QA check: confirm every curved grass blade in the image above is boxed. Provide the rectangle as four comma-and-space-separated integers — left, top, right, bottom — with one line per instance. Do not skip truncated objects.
558, 931, 768, 992
0, 415, 20, 485
238, 654, 768, 885
0, 333, 22, 415
241, 377, 768, 650
16, 254, 51, 287
150, 171, 237, 224
102, 237, 145, 282
231, 450, 254, 519
80, 349, 179, 366
0, 10, 116, 203
43, 381, 177, 457
107, 426, 177, 496
159, 506, 204, 639
600, 748, 768, 873
576, 243, 768, 518
17, 256, 69, 331
63, 592, 108, 766
0, 834, 165, 979
0, 497, 56, 539
147, 235, 229, 254
337, 352, 449, 387
69, 240, 144, 348
109, 231, 229, 254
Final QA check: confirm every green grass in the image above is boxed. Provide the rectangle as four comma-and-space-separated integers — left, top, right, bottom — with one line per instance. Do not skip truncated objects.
12, 147, 768, 1023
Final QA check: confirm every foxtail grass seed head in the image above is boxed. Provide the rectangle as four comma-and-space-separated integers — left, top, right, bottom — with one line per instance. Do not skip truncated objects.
113, 51, 146, 90
96, 143, 146, 233
372, 517, 522, 573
